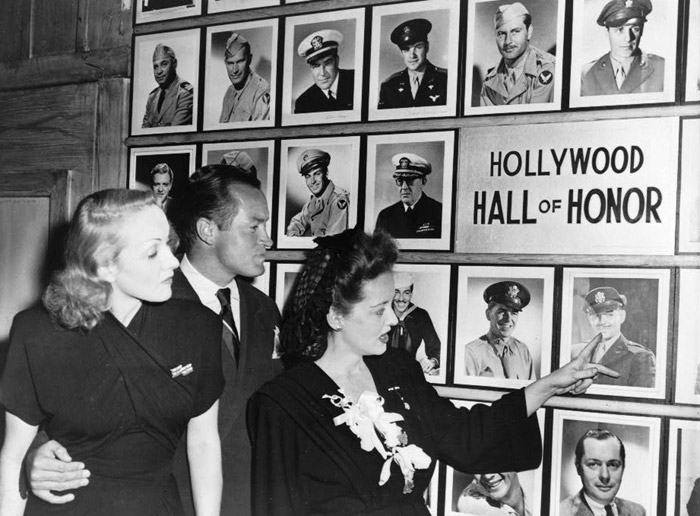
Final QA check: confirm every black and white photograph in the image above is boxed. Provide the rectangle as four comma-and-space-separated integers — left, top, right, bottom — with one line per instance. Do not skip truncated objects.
667, 419, 700, 516
135, 0, 201, 24
365, 131, 454, 251
368, 0, 459, 121
281, 9, 364, 126
679, 118, 700, 253
445, 401, 544, 516
388, 264, 450, 385
277, 136, 360, 249
206, 0, 278, 14
560, 267, 670, 399
131, 29, 200, 135
569, 0, 678, 108
552, 409, 660, 516
274, 262, 302, 315
463, 0, 565, 115
128, 144, 196, 215
674, 268, 700, 405
204, 20, 277, 130
453, 266, 554, 389
686, 0, 700, 102
202, 140, 275, 238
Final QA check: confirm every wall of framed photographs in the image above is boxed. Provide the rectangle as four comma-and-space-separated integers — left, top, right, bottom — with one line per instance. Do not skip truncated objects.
126, 0, 700, 514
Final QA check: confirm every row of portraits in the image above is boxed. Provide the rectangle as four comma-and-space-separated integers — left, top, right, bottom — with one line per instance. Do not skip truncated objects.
131, 0, 700, 135
424, 406, 698, 516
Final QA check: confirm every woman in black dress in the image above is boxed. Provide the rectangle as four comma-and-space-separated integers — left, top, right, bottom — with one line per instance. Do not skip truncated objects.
0, 189, 223, 516
248, 229, 617, 515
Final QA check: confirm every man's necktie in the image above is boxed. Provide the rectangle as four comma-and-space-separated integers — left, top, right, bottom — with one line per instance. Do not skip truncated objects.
615, 66, 626, 89
157, 89, 165, 112
328, 90, 336, 102
505, 69, 516, 92
411, 76, 420, 98
495, 338, 517, 378
216, 288, 241, 365
604, 504, 615, 516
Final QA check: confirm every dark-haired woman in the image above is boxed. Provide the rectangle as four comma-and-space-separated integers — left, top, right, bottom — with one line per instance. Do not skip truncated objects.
0, 190, 223, 516
248, 229, 617, 515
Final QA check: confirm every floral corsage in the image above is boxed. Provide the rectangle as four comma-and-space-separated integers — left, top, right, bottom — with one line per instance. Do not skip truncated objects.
323, 390, 431, 493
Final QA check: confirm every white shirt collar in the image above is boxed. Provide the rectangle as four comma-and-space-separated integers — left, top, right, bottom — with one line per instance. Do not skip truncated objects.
180, 254, 240, 329
324, 74, 340, 99
402, 192, 423, 211
583, 492, 617, 516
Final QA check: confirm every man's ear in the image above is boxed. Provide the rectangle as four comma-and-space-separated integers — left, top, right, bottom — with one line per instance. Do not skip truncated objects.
196, 217, 217, 246
326, 306, 344, 331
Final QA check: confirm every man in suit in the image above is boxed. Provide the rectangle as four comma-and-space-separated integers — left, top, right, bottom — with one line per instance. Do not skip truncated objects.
378, 18, 448, 109
150, 162, 174, 211
581, 0, 664, 96
294, 29, 354, 113
25, 165, 281, 516
375, 152, 442, 239
480, 2, 556, 106
560, 429, 646, 516
575, 286, 656, 388
142, 43, 194, 128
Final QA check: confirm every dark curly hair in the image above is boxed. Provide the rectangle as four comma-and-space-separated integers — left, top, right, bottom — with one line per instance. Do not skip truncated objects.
281, 229, 398, 365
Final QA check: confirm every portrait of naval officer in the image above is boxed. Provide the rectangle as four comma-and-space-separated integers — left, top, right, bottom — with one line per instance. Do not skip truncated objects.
219, 33, 270, 123
294, 29, 354, 113
378, 18, 448, 109
581, 0, 664, 96
480, 2, 556, 106
374, 152, 442, 239
142, 43, 193, 128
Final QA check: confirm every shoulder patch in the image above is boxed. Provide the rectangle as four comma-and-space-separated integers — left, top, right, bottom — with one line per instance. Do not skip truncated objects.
337, 198, 347, 210
262, 92, 270, 105
538, 70, 554, 85
180, 81, 193, 91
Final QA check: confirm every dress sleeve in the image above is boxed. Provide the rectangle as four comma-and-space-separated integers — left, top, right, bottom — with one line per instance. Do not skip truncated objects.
191, 313, 225, 417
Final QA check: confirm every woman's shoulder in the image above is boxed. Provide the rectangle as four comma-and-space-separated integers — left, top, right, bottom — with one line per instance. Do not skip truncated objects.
12, 303, 61, 334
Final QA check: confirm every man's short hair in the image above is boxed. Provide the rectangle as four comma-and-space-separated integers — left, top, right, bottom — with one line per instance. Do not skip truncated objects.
153, 43, 176, 62
172, 164, 261, 253
574, 429, 626, 471
150, 163, 174, 182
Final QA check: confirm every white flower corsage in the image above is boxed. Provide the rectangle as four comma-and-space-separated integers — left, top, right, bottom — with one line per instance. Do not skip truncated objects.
323, 390, 431, 493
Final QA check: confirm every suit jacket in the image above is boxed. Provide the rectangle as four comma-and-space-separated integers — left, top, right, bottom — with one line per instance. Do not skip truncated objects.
170, 269, 282, 516
559, 490, 646, 516
378, 61, 448, 109
581, 50, 665, 96
294, 68, 354, 113
375, 192, 442, 239
142, 75, 193, 128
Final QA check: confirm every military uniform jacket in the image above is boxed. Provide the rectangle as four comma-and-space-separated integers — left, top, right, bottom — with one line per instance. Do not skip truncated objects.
142, 75, 193, 128
559, 490, 646, 516
464, 334, 535, 380
388, 304, 441, 364
378, 61, 448, 109
581, 50, 665, 96
286, 180, 349, 237
294, 69, 354, 113
480, 46, 556, 106
595, 334, 656, 388
375, 192, 442, 239
219, 71, 270, 123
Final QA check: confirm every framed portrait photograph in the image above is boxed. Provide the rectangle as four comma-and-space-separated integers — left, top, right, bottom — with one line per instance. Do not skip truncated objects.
569, 0, 678, 108
679, 118, 700, 253
444, 400, 544, 516
203, 19, 277, 130
206, 0, 278, 14
388, 264, 450, 385
674, 268, 700, 405
368, 0, 460, 121
425, 463, 440, 516
274, 262, 302, 316
365, 131, 454, 251
131, 29, 200, 135
552, 409, 660, 516
128, 144, 196, 215
463, 0, 565, 115
135, 0, 201, 24
685, 0, 700, 102
452, 266, 554, 389
667, 419, 700, 516
281, 8, 364, 126
277, 136, 360, 249
202, 140, 275, 238
559, 267, 670, 399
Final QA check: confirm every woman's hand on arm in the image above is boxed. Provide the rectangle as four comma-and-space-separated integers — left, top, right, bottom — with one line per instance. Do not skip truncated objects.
187, 400, 222, 516
524, 333, 619, 416
0, 413, 39, 516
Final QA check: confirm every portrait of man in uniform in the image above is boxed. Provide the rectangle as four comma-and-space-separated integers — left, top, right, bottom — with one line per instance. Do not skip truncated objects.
142, 44, 194, 128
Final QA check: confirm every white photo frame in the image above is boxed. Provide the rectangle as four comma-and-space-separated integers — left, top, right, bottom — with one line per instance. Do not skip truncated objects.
135, 0, 201, 24
206, 0, 278, 14
674, 268, 700, 404
128, 145, 197, 207
667, 419, 700, 516
678, 118, 700, 253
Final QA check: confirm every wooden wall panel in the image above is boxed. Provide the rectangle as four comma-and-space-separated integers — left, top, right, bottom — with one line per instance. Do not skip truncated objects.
32, 0, 80, 57
84, 0, 132, 51
0, 1, 30, 62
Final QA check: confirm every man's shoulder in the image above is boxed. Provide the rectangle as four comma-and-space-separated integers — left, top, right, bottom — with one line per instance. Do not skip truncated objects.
250, 71, 271, 92
377, 200, 403, 216
559, 491, 585, 516
339, 68, 355, 81
176, 76, 194, 94
426, 62, 448, 78
639, 51, 665, 69
616, 496, 647, 516
418, 193, 443, 210
582, 53, 610, 76
381, 68, 408, 86
465, 335, 489, 349
237, 278, 278, 313
620, 337, 655, 357
296, 83, 322, 102
530, 46, 556, 70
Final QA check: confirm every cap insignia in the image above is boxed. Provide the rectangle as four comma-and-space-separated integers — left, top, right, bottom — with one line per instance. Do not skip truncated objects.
595, 291, 606, 304
403, 25, 411, 34
625, 0, 633, 7
507, 285, 519, 299
399, 157, 410, 168
311, 36, 323, 50
303, 154, 309, 161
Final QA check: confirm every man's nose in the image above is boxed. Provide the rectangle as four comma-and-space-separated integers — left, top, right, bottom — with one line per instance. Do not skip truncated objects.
599, 465, 610, 483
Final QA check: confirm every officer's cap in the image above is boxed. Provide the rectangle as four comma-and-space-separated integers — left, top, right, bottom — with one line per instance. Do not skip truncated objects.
225, 33, 250, 59
393, 272, 414, 290
484, 281, 531, 312
297, 149, 331, 175
390, 18, 432, 48
220, 150, 257, 177
391, 153, 431, 178
583, 287, 627, 313
494, 3, 531, 29
297, 29, 343, 63
597, 0, 652, 27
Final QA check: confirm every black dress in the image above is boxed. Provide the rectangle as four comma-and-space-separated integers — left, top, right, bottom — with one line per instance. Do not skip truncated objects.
0, 300, 224, 516
248, 348, 541, 515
